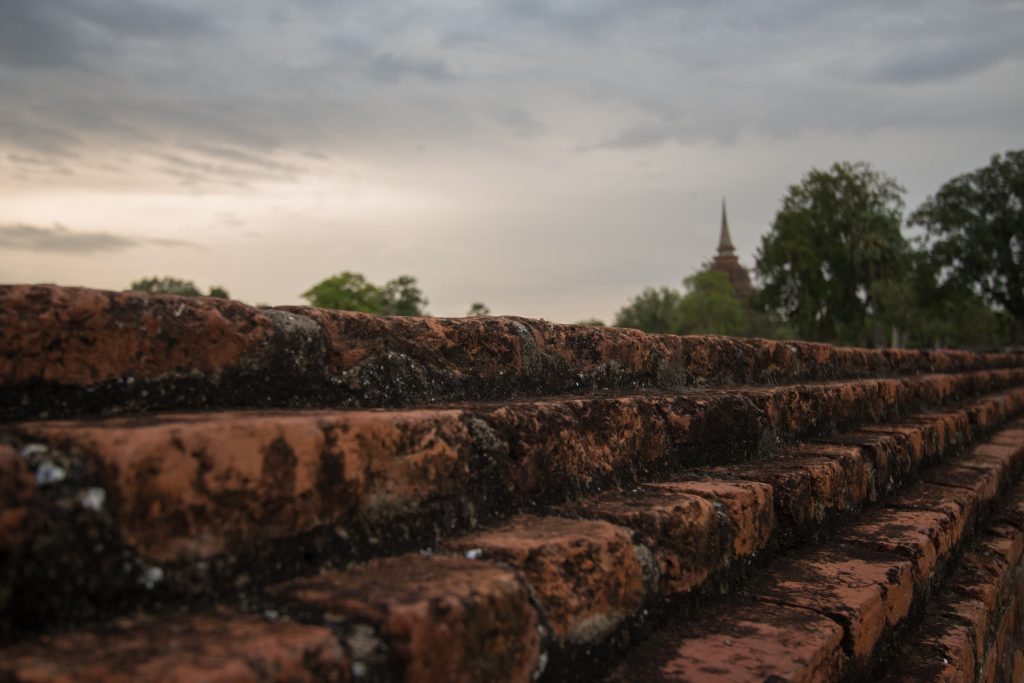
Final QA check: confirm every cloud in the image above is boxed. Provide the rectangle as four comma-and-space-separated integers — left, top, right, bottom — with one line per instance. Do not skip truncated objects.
0, 0, 214, 70
365, 53, 455, 83
0, 224, 196, 253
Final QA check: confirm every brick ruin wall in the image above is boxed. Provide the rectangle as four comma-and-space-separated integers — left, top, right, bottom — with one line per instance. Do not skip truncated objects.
2, 284, 1024, 681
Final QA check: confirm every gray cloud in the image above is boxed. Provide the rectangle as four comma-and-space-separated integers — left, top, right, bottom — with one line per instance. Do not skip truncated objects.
0, 224, 196, 253
0, 0, 213, 70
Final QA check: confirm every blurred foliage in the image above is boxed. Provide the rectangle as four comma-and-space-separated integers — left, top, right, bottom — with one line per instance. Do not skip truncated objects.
130, 277, 229, 299
910, 149, 1024, 344
301, 271, 428, 315
754, 161, 908, 346
466, 302, 491, 316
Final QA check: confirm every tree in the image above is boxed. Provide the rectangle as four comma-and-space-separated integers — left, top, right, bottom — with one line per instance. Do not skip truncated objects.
910, 150, 1024, 343
575, 318, 606, 327
613, 287, 684, 333
677, 270, 746, 335
755, 161, 908, 345
301, 272, 428, 315
466, 302, 491, 317
130, 277, 229, 299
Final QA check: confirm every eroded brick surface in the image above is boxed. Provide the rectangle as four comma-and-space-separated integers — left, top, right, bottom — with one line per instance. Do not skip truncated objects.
0, 286, 276, 387
0, 613, 348, 683
839, 508, 954, 585
714, 456, 850, 531
560, 486, 722, 594
749, 546, 915, 669
604, 600, 846, 683
268, 555, 540, 683
647, 480, 774, 558
445, 515, 647, 643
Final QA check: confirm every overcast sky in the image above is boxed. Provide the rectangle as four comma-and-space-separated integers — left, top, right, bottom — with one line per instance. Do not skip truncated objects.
2, 0, 1022, 321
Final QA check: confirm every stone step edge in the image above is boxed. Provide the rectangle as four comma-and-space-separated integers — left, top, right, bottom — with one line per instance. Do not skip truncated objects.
262, 416, 1024, 682
7, 369, 1022, 571
2, 417, 1015, 683
1, 382, 1021, 644
595, 423, 1024, 682
877, 479, 1024, 682
5, 284, 1024, 420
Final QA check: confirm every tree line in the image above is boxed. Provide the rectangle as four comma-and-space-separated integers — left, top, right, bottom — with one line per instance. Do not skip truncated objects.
127, 149, 1022, 349
614, 150, 1024, 348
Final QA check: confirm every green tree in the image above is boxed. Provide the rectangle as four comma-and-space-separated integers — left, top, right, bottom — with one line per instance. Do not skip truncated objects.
466, 302, 491, 317
613, 287, 684, 333
301, 272, 428, 315
382, 275, 429, 316
874, 252, 1011, 349
130, 277, 229, 299
755, 161, 908, 345
910, 150, 1024, 343
575, 318, 606, 327
677, 270, 747, 335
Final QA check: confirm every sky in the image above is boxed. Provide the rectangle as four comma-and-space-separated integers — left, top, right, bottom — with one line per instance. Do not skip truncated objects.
1, 0, 1022, 322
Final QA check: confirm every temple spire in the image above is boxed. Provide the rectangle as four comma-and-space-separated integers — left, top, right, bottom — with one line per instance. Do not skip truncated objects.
718, 198, 735, 254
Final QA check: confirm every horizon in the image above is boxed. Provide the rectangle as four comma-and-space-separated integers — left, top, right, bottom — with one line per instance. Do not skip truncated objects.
2, 1, 1023, 322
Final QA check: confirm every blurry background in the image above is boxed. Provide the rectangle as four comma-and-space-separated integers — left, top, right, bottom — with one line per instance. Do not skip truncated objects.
1, 0, 1022, 343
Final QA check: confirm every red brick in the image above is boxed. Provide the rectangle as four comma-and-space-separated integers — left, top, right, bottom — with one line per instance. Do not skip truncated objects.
981, 527, 1024, 570
750, 546, 915, 668
839, 507, 955, 585
817, 431, 912, 499
860, 424, 928, 467
880, 620, 975, 683
991, 428, 1024, 447
444, 515, 647, 643
934, 595, 990, 667
887, 481, 975, 544
788, 442, 873, 505
604, 600, 846, 682
268, 554, 539, 683
647, 480, 774, 558
0, 613, 347, 683
713, 456, 849, 529
948, 551, 1011, 616
921, 464, 1001, 516
14, 410, 476, 563
0, 285, 275, 386
561, 486, 722, 594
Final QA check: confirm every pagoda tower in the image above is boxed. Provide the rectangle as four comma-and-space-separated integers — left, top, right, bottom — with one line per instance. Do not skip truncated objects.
708, 199, 753, 297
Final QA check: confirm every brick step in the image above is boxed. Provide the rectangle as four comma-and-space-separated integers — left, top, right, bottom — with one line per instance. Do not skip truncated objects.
878, 479, 1024, 682
1, 418, 1021, 681
4, 285, 1024, 420
600, 422, 1024, 682
2, 376, 1022, 641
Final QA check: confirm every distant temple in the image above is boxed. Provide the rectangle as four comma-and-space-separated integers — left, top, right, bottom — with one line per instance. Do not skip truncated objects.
707, 199, 753, 297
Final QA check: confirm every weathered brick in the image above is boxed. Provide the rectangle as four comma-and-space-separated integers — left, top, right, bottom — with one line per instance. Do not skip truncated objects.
560, 486, 722, 594
0, 285, 276, 387
817, 431, 912, 499
604, 600, 846, 682
880, 619, 976, 683
444, 515, 647, 643
0, 613, 348, 683
750, 545, 915, 669
268, 554, 539, 683
787, 442, 874, 505
715, 456, 850, 530
647, 480, 774, 558
934, 595, 990, 667
839, 508, 955, 585
921, 463, 1002, 518
12, 410, 476, 563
